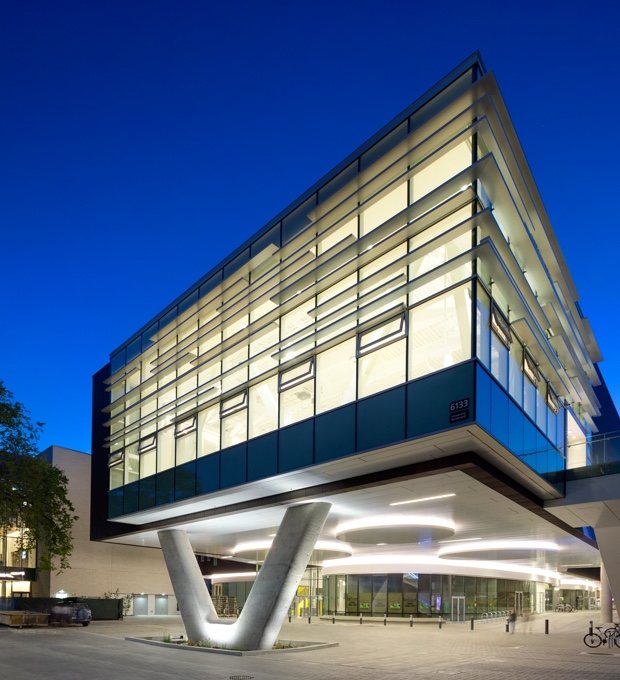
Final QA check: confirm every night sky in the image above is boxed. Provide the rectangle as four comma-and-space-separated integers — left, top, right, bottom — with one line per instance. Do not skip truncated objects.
2, 0, 619, 454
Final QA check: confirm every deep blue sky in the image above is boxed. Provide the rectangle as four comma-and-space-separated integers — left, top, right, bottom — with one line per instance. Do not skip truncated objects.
2, 1, 619, 454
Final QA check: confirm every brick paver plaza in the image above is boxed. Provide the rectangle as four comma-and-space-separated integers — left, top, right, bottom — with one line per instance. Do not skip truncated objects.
4, 610, 619, 679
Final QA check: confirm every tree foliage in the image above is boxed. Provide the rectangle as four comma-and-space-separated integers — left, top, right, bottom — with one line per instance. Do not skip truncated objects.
0, 380, 77, 571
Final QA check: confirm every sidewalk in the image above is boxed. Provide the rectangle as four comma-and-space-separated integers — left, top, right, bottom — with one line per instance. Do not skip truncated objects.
3, 610, 619, 680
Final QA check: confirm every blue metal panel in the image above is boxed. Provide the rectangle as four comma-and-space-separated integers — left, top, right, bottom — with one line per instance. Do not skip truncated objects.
315, 404, 356, 463
247, 433, 278, 482
357, 386, 406, 452
220, 444, 247, 489
279, 420, 313, 473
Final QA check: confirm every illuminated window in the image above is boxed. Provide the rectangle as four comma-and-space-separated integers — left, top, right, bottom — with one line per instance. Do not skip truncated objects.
547, 384, 560, 415
490, 301, 511, 349
137, 435, 156, 452
357, 314, 407, 357
279, 359, 315, 391
174, 416, 197, 437
220, 391, 248, 417
523, 350, 539, 387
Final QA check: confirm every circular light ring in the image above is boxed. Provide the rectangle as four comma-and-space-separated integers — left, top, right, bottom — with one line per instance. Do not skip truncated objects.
336, 515, 456, 545
233, 539, 352, 563
438, 540, 559, 560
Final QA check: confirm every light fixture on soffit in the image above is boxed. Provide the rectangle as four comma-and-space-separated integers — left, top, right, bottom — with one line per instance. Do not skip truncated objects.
232, 539, 352, 565
335, 515, 456, 545
438, 540, 560, 562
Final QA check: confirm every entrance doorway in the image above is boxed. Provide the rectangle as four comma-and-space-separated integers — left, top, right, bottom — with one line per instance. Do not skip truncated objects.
155, 595, 168, 615
515, 591, 523, 614
451, 596, 465, 622
133, 595, 148, 615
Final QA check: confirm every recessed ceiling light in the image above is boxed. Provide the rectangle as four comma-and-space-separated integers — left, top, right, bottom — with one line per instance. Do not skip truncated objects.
390, 493, 455, 506
376, 543, 387, 546
438, 537, 482, 544
268, 533, 276, 537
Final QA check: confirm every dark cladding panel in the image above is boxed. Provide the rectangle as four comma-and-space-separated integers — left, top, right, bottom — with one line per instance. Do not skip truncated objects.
139, 475, 157, 510
407, 362, 475, 438
175, 461, 197, 500
123, 480, 140, 515
220, 444, 247, 489
247, 433, 278, 482
279, 420, 313, 473
156, 469, 175, 506
357, 386, 406, 452
315, 404, 356, 463
196, 453, 220, 495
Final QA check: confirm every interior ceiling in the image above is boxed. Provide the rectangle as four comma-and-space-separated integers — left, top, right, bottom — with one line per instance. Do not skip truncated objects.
106, 468, 600, 574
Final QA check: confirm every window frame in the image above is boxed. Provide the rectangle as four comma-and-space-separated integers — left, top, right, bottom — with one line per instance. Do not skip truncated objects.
490, 301, 511, 349
278, 358, 315, 392
357, 313, 407, 357
220, 390, 248, 417
523, 349, 539, 388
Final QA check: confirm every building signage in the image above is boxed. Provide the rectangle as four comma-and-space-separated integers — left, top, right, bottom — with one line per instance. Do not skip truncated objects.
449, 398, 470, 423
0, 567, 36, 582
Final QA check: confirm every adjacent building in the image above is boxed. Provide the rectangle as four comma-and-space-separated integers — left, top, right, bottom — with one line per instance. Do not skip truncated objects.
34, 446, 176, 615
91, 53, 617, 629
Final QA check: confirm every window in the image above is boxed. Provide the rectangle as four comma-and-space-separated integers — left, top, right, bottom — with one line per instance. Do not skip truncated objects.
409, 284, 472, 381
109, 451, 124, 490
175, 416, 197, 437
279, 360, 315, 426
138, 435, 156, 452
197, 405, 220, 457
279, 359, 315, 391
220, 391, 248, 417
124, 442, 139, 484
547, 383, 560, 415
359, 337, 406, 399
490, 301, 511, 349
249, 376, 278, 438
316, 338, 356, 414
523, 350, 539, 387
357, 315, 406, 357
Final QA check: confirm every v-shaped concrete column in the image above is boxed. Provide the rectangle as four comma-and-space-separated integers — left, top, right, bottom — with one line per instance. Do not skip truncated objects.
158, 501, 331, 650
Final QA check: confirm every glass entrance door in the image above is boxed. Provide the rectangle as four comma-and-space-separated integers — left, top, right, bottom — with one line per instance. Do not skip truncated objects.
515, 591, 523, 614
451, 596, 465, 622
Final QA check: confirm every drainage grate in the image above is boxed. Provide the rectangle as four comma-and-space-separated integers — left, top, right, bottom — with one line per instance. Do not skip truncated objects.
229, 676, 254, 680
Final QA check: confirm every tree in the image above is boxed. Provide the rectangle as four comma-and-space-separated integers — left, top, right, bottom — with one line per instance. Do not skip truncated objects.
0, 380, 77, 571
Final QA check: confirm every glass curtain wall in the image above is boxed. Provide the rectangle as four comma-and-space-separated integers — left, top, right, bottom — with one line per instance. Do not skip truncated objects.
322, 573, 537, 619
106, 124, 481, 490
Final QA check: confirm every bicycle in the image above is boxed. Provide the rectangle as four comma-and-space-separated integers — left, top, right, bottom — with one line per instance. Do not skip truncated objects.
583, 624, 620, 648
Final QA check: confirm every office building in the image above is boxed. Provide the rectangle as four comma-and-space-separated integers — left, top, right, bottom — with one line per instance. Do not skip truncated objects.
91, 53, 617, 644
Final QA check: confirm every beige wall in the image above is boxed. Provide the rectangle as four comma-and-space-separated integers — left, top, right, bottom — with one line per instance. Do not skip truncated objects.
34, 446, 175, 612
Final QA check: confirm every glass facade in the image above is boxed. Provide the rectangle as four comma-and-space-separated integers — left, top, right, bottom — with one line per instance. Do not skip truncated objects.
99, 57, 601, 519
0, 525, 36, 597
322, 573, 536, 620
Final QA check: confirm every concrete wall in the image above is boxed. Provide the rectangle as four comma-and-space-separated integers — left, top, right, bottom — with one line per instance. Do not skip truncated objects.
34, 446, 175, 612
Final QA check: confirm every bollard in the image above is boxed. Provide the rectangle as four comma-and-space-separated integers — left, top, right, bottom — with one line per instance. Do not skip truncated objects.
505, 620, 509, 633
589, 620, 593, 635
545, 619, 549, 635
308, 616, 311, 624
439, 617, 443, 630
471, 618, 475, 631
409, 614, 413, 628
332, 616, 335, 625
288, 614, 291, 623
383, 614, 387, 626
360, 615, 363, 625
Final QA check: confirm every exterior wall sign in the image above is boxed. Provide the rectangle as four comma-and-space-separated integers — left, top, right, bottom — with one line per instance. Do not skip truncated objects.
449, 398, 470, 423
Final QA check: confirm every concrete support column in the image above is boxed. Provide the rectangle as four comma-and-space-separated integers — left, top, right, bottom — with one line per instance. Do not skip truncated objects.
158, 501, 331, 650
600, 560, 613, 624
594, 526, 620, 623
